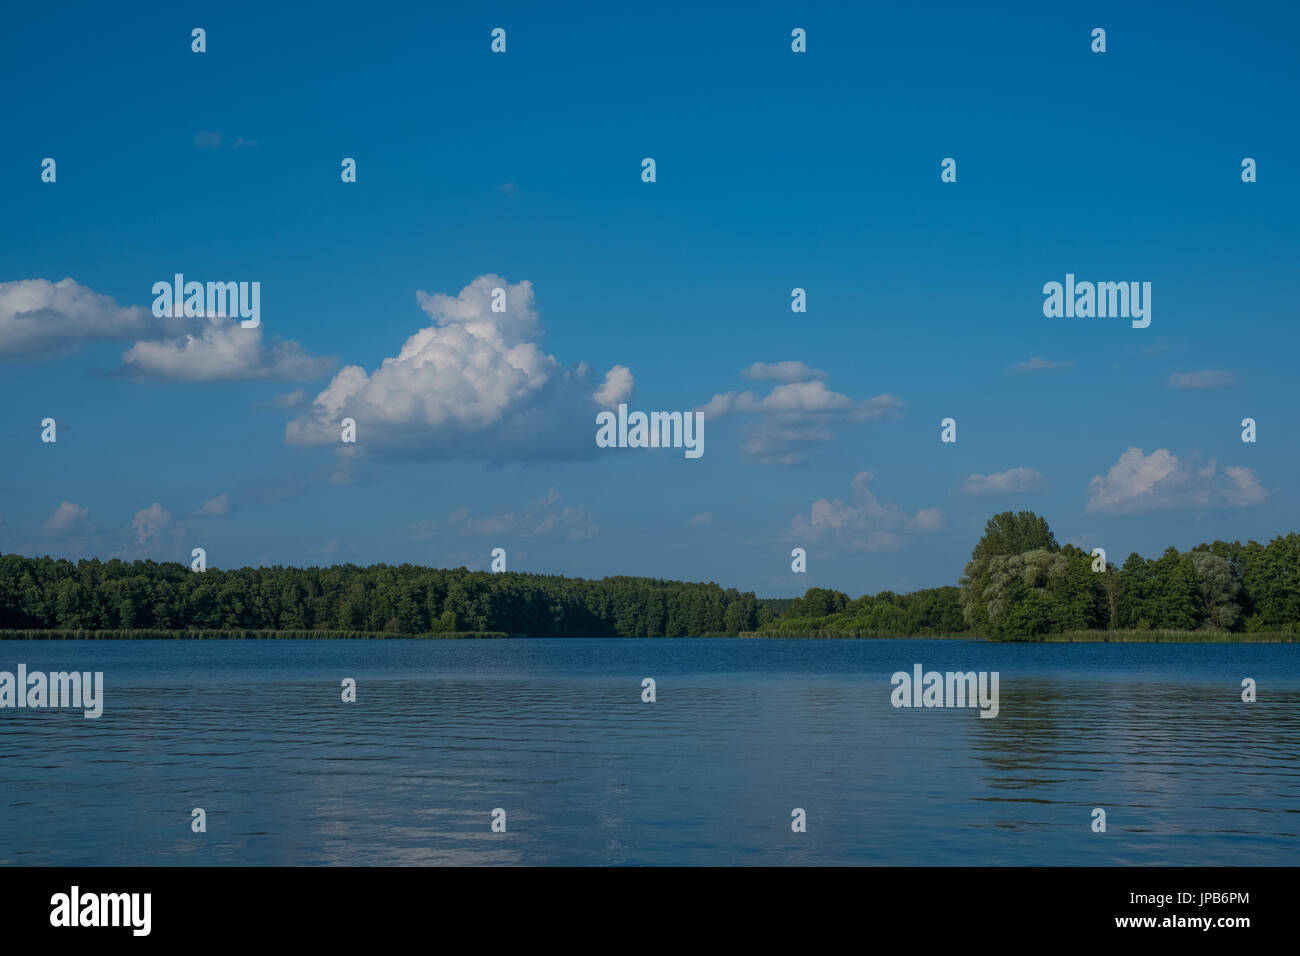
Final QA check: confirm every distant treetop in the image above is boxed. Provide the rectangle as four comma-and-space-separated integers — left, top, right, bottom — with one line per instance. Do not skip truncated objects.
970, 511, 1059, 562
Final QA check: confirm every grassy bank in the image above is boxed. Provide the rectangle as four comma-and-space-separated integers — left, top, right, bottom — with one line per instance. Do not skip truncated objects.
1039, 630, 1298, 643
744, 628, 1299, 642
3, 628, 1294, 642
740, 630, 980, 640
0, 629, 511, 640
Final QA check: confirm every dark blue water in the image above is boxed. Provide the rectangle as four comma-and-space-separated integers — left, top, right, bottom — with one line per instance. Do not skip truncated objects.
0, 638, 1296, 865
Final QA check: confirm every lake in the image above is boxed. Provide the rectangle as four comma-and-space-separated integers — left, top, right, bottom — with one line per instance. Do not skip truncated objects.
0, 638, 1296, 865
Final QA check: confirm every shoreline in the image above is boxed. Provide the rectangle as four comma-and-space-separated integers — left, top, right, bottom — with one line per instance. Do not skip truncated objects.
0, 629, 1296, 642
743, 630, 1298, 643
0, 629, 512, 640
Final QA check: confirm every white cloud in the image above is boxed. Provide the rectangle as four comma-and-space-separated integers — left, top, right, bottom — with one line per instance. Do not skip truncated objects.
1015, 356, 1072, 371
1167, 369, 1238, 390
959, 468, 1048, 496
907, 507, 945, 532
700, 375, 903, 466
198, 493, 230, 516
703, 381, 900, 419
132, 502, 172, 547
1086, 447, 1267, 514
741, 360, 827, 383
687, 512, 712, 527
0, 278, 153, 359
0, 278, 330, 384
287, 275, 633, 459
45, 501, 88, 533
594, 364, 634, 406
118, 316, 335, 383
790, 471, 941, 551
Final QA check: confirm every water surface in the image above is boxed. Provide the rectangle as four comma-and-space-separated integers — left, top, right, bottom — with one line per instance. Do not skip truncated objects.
0, 638, 1296, 865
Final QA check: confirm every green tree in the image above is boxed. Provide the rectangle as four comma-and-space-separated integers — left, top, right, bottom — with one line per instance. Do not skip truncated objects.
970, 511, 1059, 562
960, 511, 1059, 634
1188, 551, 1242, 630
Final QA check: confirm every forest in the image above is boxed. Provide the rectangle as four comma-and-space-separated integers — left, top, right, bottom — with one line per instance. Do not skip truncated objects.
0, 512, 1296, 639
0, 555, 762, 637
759, 512, 1300, 640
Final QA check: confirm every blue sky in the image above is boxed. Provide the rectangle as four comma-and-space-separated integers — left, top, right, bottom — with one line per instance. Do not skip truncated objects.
2, 0, 1297, 597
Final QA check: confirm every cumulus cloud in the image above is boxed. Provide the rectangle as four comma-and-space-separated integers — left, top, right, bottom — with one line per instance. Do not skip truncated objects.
28, 499, 199, 559
699, 374, 903, 466
687, 512, 712, 527
1086, 447, 1267, 514
0, 278, 153, 359
132, 502, 173, 547
198, 493, 230, 516
0, 278, 331, 384
741, 360, 827, 383
594, 364, 634, 406
287, 275, 634, 460
701, 381, 900, 419
1015, 356, 1072, 371
45, 501, 88, 533
117, 316, 335, 383
959, 468, 1048, 496
1167, 369, 1238, 390
790, 471, 941, 551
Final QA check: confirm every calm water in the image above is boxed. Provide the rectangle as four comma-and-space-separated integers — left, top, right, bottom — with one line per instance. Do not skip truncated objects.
0, 638, 1296, 866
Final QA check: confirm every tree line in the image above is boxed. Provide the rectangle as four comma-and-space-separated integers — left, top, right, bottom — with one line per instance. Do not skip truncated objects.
3, 511, 1296, 639
752, 585, 969, 637
760, 511, 1300, 639
0, 555, 761, 637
